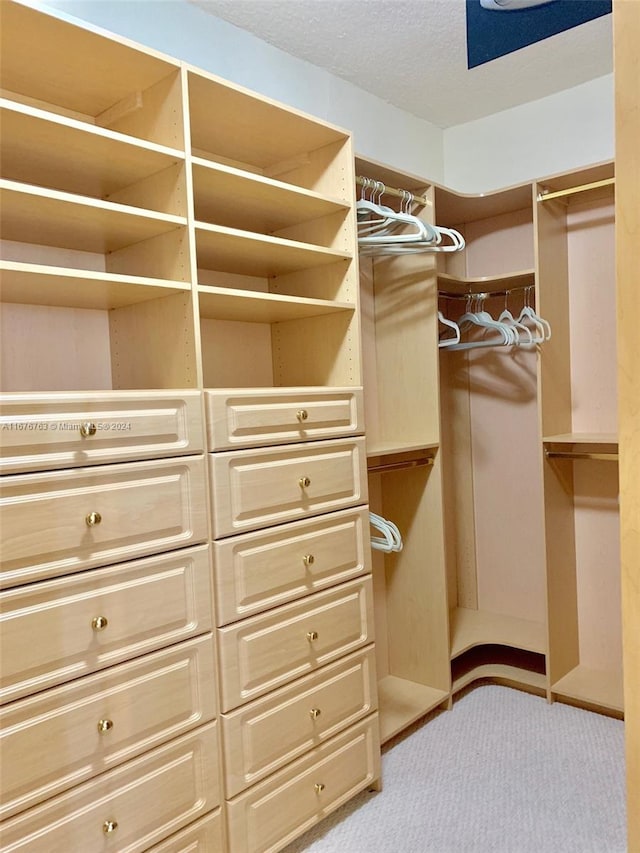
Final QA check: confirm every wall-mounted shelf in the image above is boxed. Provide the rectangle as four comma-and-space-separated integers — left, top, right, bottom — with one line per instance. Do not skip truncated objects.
0, 262, 189, 310
192, 158, 349, 234
377, 676, 449, 744
195, 223, 351, 277
1, 180, 186, 254
198, 286, 354, 323
552, 665, 624, 713
0, 100, 184, 205
438, 269, 535, 296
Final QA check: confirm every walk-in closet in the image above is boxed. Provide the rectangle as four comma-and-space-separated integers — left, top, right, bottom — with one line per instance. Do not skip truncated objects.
0, 1, 637, 851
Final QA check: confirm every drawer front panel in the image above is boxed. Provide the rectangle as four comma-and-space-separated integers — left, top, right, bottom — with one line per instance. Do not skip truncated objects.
210, 438, 367, 538
226, 715, 380, 853
0, 545, 213, 703
0, 635, 217, 819
222, 646, 377, 797
0, 391, 204, 474
146, 811, 223, 852
1, 455, 208, 588
0, 723, 220, 853
214, 507, 371, 625
205, 387, 364, 450
217, 577, 374, 712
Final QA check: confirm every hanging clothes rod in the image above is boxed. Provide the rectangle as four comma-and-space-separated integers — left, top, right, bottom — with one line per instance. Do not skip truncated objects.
545, 449, 619, 462
368, 457, 434, 475
536, 177, 614, 203
356, 175, 430, 208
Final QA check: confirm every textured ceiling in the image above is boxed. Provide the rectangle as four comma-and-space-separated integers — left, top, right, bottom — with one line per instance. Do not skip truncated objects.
189, 0, 612, 127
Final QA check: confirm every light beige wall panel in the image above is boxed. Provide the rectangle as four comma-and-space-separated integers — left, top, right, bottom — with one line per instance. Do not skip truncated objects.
462, 208, 535, 277
614, 2, 640, 843
273, 312, 361, 388
106, 227, 192, 282
0, 239, 106, 271
107, 162, 188, 219
566, 197, 617, 433
573, 461, 622, 671
109, 292, 197, 389
468, 347, 546, 622
0, 302, 112, 392
200, 318, 274, 388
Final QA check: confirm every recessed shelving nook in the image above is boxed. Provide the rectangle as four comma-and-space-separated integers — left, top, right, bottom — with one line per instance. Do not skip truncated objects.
188, 69, 361, 390
0, 3, 194, 393
434, 179, 548, 698
536, 162, 622, 714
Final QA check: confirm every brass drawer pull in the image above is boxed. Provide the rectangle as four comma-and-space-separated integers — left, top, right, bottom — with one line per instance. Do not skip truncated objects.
299, 476, 311, 488
79, 422, 97, 437
103, 820, 118, 834
86, 511, 102, 526
296, 409, 309, 422
309, 707, 321, 720
314, 783, 325, 794
91, 616, 108, 631
97, 718, 114, 733
306, 630, 318, 642
303, 554, 315, 567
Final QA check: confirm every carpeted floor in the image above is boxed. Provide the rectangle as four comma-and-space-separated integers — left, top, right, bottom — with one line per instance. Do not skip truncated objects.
284, 684, 627, 853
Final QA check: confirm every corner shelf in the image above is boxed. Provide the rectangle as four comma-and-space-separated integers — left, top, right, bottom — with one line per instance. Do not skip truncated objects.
450, 607, 547, 659
195, 223, 351, 277
437, 269, 535, 296
198, 286, 354, 323
1, 180, 186, 254
0, 262, 189, 310
192, 158, 349, 233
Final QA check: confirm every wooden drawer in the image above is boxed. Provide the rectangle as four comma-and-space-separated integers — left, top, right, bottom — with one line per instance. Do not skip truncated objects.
222, 646, 377, 797
0, 391, 204, 475
214, 507, 371, 625
146, 811, 223, 852
0, 635, 217, 820
217, 576, 374, 712
0, 455, 208, 588
226, 715, 380, 853
0, 723, 220, 853
210, 437, 367, 538
0, 545, 212, 704
205, 387, 364, 450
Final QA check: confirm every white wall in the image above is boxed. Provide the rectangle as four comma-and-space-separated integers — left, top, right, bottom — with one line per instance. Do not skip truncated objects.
443, 75, 614, 192
35, 0, 444, 182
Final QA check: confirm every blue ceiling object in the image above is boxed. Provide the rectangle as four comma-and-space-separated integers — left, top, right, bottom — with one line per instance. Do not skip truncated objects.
467, 0, 612, 69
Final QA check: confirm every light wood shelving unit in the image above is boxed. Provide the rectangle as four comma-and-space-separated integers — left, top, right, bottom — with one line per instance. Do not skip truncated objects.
1, 0, 635, 848
356, 156, 451, 744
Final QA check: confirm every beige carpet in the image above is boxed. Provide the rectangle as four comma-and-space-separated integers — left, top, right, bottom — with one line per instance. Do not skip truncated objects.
285, 684, 626, 853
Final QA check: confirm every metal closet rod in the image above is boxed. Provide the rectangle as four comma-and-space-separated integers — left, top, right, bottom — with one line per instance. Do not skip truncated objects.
356, 175, 430, 207
545, 449, 619, 462
439, 285, 535, 299
536, 177, 615, 203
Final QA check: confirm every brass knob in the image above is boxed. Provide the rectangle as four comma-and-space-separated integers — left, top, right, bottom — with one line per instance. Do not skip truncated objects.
314, 783, 325, 794
309, 708, 321, 720
97, 719, 114, 733
296, 409, 309, 422
86, 511, 102, 526
299, 476, 311, 488
306, 630, 318, 642
303, 554, 315, 567
79, 422, 97, 437
102, 820, 118, 834
91, 616, 108, 631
